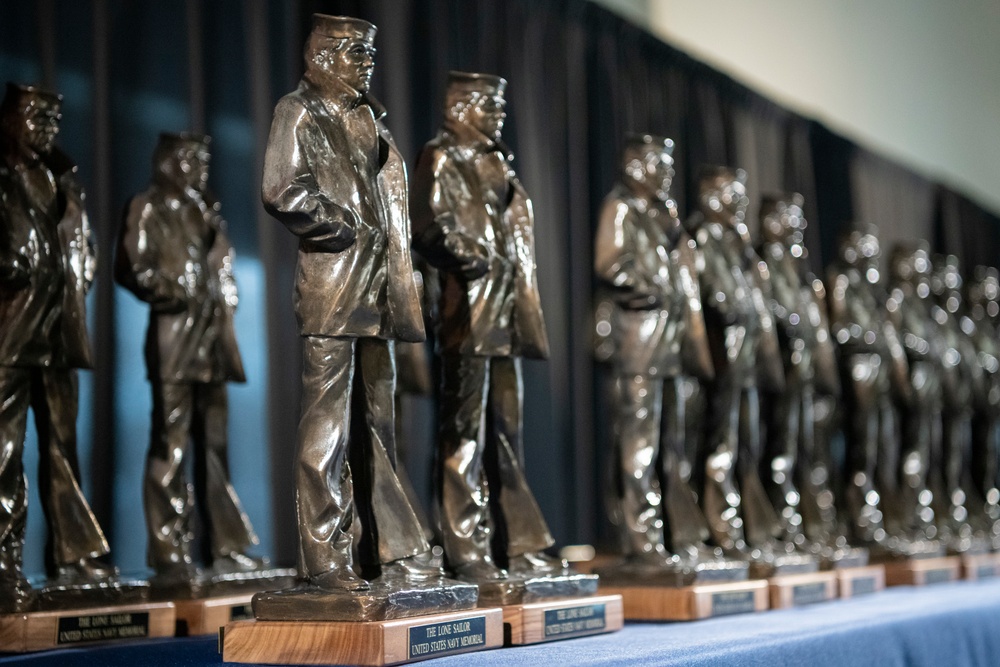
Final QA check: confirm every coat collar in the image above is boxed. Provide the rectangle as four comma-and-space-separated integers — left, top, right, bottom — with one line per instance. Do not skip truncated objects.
441, 117, 512, 160
302, 72, 386, 120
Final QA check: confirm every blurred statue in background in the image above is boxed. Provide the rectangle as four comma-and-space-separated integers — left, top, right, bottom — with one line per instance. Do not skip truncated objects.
593, 135, 745, 586
967, 266, 1000, 547
883, 241, 948, 554
0, 83, 123, 612
117, 132, 274, 597
929, 255, 991, 553
258, 15, 475, 620
413, 70, 595, 604
757, 194, 865, 568
686, 167, 814, 578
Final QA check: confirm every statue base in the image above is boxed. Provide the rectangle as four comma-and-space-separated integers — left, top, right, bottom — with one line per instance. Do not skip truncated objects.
35, 575, 149, 610
835, 564, 886, 598
501, 594, 622, 645
474, 572, 598, 607
884, 556, 961, 586
748, 551, 819, 579
205, 566, 297, 596
593, 556, 748, 588
768, 571, 837, 608
175, 593, 255, 636
961, 552, 1000, 580
220, 608, 502, 665
600, 580, 768, 621
252, 578, 479, 622
0, 601, 175, 652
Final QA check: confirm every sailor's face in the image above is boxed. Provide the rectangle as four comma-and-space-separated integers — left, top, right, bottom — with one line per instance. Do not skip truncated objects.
177, 146, 210, 190
462, 92, 506, 141
327, 38, 376, 92
24, 100, 61, 154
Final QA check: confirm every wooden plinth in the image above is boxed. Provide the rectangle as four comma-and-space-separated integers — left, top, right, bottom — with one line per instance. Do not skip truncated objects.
502, 594, 622, 645
0, 602, 175, 652
221, 608, 503, 666
962, 553, 1000, 581
769, 571, 837, 608
884, 556, 962, 586
835, 565, 886, 598
175, 593, 254, 636
600, 580, 768, 621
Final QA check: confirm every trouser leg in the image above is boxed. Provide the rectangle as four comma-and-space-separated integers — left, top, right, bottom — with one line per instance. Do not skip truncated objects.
191, 381, 257, 562
437, 353, 490, 567
34, 368, 108, 574
145, 381, 196, 570
354, 338, 428, 567
701, 374, 744, 552
487, 356, 553, 558
613, 373, 664, 557
0, 368, 30, 577
296, 336, 355, 578
661, 375, 711, 553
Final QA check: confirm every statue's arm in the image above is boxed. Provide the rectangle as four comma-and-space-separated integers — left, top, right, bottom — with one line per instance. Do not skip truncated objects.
261, 98, 356, 252
114, 195, 185, 313
411, 146, 489, 279
594, 198, 657, 308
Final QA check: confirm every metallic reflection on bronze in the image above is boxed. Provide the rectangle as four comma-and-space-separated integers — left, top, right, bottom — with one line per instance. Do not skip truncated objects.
686, 167, 814, 578
117, 132, 288, 597
592, 136, 745, 586
412, 70, 595, 604
256, 16, 475, 621
758, 195, 866, 568
929, 254, 991, 553
0, 83, 138, 612
967, 266, 1000, 547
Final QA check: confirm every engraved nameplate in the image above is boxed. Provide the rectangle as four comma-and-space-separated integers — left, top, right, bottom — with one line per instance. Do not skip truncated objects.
924, 568, 954, 585
542, 603, 606, 640
710, 590, 756, 617
850, 576, 877, 596
408, 615, 487, 659
229, 604, 254, 622
57, 612, 150, 645
791, 582, 827, 606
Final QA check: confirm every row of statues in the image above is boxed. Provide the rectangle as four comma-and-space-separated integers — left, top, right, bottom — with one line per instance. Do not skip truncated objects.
595, 133, 1000, 587
1, 12, 998, 625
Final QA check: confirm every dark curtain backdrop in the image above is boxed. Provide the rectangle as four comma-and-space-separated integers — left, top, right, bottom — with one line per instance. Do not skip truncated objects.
2, 0, 998, 573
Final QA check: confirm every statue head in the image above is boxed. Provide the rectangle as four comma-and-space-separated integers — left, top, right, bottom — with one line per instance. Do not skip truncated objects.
888, 239, 932, 294
759, 192, 807, 253
304, 14, 377, 94
153, 132, 210, 192
0, 82, 62, 155
697, 166, 748, 229
837, 224, 881, 273
444, 71, 507, 142
621, 134, 674, 202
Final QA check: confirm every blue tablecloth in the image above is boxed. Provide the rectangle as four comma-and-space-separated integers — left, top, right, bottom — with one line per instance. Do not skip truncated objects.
6, 579, 1000, 666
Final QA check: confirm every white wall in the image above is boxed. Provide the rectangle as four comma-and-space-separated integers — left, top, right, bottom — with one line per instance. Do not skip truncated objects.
592, 0, 1000, 215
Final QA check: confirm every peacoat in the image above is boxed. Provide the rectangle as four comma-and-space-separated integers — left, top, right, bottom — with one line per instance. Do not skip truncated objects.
261, 76, 424, 344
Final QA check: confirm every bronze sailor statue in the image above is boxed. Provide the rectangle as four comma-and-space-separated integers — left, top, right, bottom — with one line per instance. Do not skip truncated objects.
116, 132, 289, 597
0, 83, 129, 612
757, 194, 865, 568
411, 71, 596, 603
685, 167, 814, 578
592, 135, 745, 585
257, 15, 475, 620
